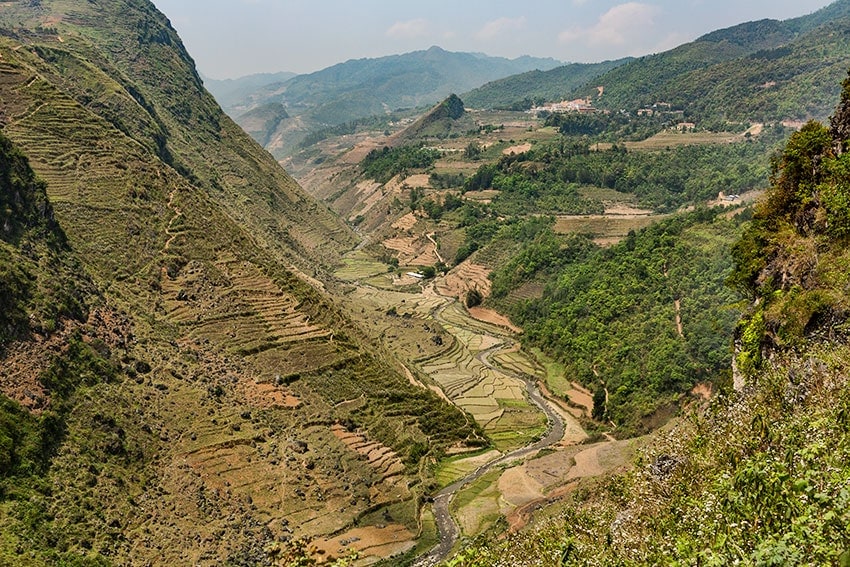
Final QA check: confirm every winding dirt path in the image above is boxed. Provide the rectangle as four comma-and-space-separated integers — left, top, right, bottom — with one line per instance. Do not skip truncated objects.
426, 232, 445, 264
163, 189, 183, 252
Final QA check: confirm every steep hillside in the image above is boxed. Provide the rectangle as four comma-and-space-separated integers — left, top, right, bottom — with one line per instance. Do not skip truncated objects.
236, 102, 290, 147
0, 1, 477, 564
576, 0, 850, 123
389, 94, 476, 144
461, 58, 631, 110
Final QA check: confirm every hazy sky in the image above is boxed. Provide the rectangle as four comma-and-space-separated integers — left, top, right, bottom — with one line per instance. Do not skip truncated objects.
151, 0, 836, 79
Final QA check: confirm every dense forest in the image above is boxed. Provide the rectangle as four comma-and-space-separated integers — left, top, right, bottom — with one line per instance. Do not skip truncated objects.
506, 210, 744, 434
463, 130, 785, 212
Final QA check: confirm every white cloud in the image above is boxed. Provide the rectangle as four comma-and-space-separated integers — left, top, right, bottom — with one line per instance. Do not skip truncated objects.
385, 19, 429, 40
559, 2, 660, 49
475, 16, 527, 41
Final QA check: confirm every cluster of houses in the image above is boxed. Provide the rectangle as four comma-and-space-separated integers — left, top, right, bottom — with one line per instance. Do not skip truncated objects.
528, 98, 597, 114
526, 97, 698, 132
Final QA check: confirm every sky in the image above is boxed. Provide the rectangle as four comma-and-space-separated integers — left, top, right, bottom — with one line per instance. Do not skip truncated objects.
151, 0, 837, 79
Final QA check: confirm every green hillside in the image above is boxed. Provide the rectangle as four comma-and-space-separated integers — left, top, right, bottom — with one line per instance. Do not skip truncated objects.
461, 59, 631, 110
575, 0, 850, 123
0, 1, 477, 564
439, 67, 850, 567
389, 94, 476, 144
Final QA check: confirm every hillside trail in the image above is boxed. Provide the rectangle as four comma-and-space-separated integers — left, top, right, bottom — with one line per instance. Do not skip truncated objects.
163, 188, 183, 252
663, 261, 685, 339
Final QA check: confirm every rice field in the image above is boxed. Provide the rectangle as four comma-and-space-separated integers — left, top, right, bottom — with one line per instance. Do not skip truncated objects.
334, 250, 391, 281
450, 469, 504, 537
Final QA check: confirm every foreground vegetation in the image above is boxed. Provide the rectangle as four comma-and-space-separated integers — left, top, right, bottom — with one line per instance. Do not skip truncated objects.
438, 70, 850, 567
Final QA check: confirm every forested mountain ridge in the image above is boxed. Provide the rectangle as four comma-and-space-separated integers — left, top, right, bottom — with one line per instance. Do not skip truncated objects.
0, 1, 477, 564
461, 58, 631, 110
226, 46, 562, 121
574, 0, 850, 123
219, 46, 562, 157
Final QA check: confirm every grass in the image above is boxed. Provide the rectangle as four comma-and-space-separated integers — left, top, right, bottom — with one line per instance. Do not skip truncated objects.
553, 214, 667, 242
530, 348, 570, 397
450, 469, 504, 537
623, 129, 741, 151
335, 250, 393, 281
435, 449, 501, 487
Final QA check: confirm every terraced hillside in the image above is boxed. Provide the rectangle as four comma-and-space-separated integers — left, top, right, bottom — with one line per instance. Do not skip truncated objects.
0, 2, 477, 565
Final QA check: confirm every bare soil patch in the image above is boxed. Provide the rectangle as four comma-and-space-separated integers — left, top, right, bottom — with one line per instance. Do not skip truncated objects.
468, 307, 522, 334
691, 382, 713, 400
604, 204, 654, 216
391, 211, 418, 231
341, 138, 383, 164
383, 234, 437, 266
437, 262, 492, 300
311, 524, 416, 563
502, 143, 532, 155
237, 378, 301, 409
566, 381, 594, 416
404, 173, 432, 188
498, 467, 544, 510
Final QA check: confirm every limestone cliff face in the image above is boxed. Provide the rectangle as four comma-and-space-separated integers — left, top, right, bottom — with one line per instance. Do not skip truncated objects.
730, 70, 850, 383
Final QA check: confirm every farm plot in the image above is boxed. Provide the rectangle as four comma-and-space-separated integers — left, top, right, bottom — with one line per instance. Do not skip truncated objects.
310, 524, 416, 563
161, 254, 330, 350
554, 214, 666, 246
331, 424, 407, 484
437, 262, 492, 300
334, 250, 390, 281
418, 302, 545, 451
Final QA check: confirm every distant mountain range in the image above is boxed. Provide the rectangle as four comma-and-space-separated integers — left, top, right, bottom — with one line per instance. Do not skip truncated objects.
211, 46, 562, 156
216, 0, 850, 156
201, 71, 297, 109
217, 46, 561, 119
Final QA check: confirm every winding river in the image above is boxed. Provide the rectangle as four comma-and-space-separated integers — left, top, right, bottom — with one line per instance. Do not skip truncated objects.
412, 296, 568, 566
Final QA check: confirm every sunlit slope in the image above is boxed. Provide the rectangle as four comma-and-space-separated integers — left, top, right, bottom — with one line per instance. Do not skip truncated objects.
0, 1, 477, 564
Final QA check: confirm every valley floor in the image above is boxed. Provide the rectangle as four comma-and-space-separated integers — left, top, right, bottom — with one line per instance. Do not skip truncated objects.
328, 245, 639, 565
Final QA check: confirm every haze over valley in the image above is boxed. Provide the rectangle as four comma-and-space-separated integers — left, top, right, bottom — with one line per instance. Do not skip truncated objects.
1, 1, 850, 566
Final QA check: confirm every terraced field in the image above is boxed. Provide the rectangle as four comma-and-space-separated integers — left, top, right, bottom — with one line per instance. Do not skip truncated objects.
554, 213, 666, 246
436, 262, 492, 300
334, 257, 547, 454
0, 28, 484, 565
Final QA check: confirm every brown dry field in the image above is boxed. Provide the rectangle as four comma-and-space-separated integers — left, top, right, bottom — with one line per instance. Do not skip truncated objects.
468, 307, 522, 334
437, 262, 492, 299
502, 142, 532, 155
554, 214, 666, 245
310, 524, 416, 563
